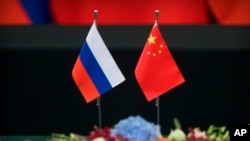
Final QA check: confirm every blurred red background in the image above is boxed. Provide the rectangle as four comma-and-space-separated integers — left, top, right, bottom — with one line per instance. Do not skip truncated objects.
0, 0, 249, 25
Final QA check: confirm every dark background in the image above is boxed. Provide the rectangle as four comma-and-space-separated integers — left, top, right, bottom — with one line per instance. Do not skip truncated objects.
0, 25, 250, 135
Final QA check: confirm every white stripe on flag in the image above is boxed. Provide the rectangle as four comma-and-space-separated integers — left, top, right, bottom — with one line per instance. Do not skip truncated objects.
86, 21, 125, 87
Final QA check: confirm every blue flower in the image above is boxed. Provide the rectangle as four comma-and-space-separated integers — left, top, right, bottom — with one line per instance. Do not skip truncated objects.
111, 115, 161, 141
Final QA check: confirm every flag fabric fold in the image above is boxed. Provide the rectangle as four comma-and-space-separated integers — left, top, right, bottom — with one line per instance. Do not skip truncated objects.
135, 23, 185, 101
72, 21, 125, 103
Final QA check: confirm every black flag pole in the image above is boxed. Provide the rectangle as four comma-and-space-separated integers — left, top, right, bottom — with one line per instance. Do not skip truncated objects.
155, 10, 160, 125
93, 9, 102, 129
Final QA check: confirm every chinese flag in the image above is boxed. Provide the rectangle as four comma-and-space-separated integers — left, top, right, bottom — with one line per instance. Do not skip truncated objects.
135, 24, 185, 101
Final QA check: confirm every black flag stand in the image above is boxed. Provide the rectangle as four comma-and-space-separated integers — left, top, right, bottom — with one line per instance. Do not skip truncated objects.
93, 9, 102, 129
155, 10, 160, 126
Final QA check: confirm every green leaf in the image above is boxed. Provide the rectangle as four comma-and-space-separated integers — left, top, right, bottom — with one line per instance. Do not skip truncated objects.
222, 131, 230, 140
219, 126, 226, 133
173, 117, 181, 129
207, 125, 215, 134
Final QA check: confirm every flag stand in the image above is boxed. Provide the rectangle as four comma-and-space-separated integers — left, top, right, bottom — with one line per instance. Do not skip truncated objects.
156, 97, 160, 125
155, 10, 160, 125
96, 97, 102, 128
93, 9, 102, 129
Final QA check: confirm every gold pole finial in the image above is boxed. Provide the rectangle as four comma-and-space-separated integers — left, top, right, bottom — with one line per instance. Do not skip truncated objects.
155, 10, 160, 25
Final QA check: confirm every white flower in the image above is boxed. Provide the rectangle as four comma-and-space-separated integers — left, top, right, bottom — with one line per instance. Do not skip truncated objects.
194, 129, 207, 139
167, 129, 186, 141
93, 137, 106, 141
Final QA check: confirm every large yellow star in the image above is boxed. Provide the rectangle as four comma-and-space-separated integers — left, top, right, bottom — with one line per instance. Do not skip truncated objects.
148, 34, 156, 45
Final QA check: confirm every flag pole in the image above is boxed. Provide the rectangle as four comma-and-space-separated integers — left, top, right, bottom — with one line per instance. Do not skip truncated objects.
94, 9, 102, 129
155, 9, 160, 125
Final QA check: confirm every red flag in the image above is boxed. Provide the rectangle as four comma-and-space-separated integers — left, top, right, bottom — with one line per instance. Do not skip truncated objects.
135, 24, 185, 101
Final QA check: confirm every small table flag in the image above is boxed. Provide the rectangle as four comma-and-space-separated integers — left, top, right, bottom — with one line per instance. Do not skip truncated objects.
135, 24, 185, 101
72, 21, 125, 103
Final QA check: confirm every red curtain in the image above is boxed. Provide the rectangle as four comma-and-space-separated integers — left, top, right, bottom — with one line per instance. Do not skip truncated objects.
208, 0, 250, 25
50, 0, 210, 25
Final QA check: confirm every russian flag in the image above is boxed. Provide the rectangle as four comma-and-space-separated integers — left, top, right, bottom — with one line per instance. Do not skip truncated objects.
72, 21, 125, 103
0, 0, 50, 25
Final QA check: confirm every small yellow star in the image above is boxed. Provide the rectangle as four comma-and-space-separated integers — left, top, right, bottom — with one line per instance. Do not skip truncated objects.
160, 44, 164, 48
148, 34, 156, 45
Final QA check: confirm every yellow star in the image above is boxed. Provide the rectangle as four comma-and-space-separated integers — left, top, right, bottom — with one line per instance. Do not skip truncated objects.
148, 34, 156, 45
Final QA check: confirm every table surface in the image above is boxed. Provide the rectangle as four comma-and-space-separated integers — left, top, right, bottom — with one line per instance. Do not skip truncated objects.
0, 136, 51, 141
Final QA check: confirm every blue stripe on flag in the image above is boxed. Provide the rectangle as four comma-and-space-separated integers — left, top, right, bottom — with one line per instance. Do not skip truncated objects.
20, 0, 50, 24
79, 42, 112, 95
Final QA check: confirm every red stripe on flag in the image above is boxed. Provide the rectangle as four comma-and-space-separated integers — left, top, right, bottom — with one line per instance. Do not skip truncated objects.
72, 57, 100, 103
0, 0, 31, 25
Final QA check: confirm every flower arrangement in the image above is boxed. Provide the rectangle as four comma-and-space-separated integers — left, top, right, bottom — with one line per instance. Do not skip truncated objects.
184, 125, 230, 141
111, 115, 164, 141
167, 118, 230, 141
48, 116, 229, 141
87, 126, 127, 141
86, 115, 167, 141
